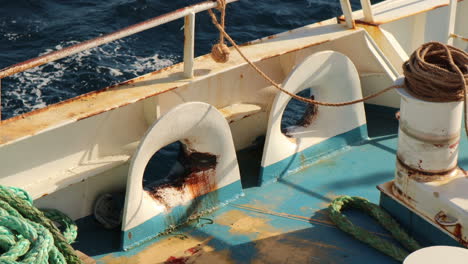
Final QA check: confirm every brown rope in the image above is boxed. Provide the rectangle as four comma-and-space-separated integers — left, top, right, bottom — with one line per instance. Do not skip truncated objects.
207, 9, 468, 134
210, 0, 230, 63
207, 8, 401, 106
403, 42, 468, 135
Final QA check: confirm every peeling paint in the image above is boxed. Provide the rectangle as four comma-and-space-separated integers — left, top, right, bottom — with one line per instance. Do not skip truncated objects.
99, 236, 233, 264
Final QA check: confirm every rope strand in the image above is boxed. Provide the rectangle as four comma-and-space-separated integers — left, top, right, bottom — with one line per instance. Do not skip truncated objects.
208, 9, 468, 136
207, 9, 402, 106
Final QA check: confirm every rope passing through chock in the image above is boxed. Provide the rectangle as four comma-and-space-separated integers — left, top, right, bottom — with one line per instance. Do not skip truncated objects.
0, 186, 82, 264
207, 9, 468, 136
328, 196, 421, 262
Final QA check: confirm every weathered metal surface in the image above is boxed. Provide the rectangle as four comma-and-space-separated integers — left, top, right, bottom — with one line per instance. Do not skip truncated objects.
87, 109, 404, 263
395, 84, 462, 175
381, 181, 468, 247
148, 149, 218, 209
0, 0, 239, 79
261, 51, 367, 182
0, 23, 359, 146
122, 102, 242, 249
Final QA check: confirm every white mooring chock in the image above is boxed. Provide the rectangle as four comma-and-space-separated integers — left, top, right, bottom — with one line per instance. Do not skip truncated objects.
260, 50, 367, 184
121, 102, 242, 250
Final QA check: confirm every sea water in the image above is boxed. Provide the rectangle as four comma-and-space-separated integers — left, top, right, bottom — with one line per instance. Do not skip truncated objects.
0, 0, 371, 119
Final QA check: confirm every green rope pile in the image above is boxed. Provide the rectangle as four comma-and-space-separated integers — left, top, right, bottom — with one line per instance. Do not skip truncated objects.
0, 186, 82, 264
328, 195, 422, 262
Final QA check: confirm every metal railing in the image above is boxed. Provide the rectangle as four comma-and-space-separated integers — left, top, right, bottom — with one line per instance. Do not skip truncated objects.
339, 0, 375, 28
0, 0, 239, 120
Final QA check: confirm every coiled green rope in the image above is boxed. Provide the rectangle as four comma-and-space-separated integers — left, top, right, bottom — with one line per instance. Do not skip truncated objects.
328, 196, 422, 262
0, 186, 82, 264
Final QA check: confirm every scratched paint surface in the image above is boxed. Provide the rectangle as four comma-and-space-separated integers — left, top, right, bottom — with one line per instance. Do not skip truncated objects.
75, 106, 468, 263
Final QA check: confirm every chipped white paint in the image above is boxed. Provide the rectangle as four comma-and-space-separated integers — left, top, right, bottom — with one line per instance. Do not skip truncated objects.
393, 77, 468, 245
395, 77, 462, 173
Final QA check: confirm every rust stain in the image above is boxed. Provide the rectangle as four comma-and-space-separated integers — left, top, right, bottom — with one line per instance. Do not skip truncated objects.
435, 218, 468, 247
128, 232, 132, 240
1, 23, 334, 145
397, 155, 458, 182
354, 19, 381, 27
41, 193, 49, 198
385, 182, 468, 247
449, 141, 459, 149
148, 150, 218, 210
296, 95, 318, 127
100, 236, 233, 264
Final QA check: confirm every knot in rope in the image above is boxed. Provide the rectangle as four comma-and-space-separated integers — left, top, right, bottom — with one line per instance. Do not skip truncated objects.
0, 186, 82, 264
209, 0, 230, 63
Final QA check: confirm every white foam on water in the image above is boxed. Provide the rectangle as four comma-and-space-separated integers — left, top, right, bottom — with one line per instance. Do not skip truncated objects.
4, 39, 176, 118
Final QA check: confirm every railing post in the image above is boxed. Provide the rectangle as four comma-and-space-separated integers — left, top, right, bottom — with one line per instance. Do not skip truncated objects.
447, 0, 457, 45
339, 0, 355, 29
184, 12, 195, 78
360, 0, 374, 23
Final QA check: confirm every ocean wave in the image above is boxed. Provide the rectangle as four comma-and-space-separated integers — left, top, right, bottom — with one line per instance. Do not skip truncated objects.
2, 39, 175, 118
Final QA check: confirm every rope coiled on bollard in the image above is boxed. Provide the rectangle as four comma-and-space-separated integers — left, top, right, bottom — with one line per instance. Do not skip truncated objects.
0, 186, 81, 264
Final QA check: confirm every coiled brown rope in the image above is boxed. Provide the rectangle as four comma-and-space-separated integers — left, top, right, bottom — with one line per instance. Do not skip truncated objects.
210, 0, 230, 63
403, 42, 467, 102
207, 9, 468, 133
403, 42, 468, 134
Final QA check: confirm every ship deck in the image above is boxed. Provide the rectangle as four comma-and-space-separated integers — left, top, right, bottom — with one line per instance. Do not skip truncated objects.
73, 105, 468, 263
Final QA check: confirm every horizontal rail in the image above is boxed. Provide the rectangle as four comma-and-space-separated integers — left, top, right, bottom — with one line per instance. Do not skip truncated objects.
0, 0, 238, 79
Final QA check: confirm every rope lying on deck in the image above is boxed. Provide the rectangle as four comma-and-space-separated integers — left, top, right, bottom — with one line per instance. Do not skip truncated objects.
207, 7, 468, 136
0, 186, 81, 264
328, 196, 421, 262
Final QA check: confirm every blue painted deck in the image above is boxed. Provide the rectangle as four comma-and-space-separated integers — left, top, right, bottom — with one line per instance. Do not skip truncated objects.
73, 105, 468, 263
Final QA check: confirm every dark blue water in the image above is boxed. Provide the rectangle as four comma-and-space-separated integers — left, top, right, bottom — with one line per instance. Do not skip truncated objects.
0, 0, 372, 119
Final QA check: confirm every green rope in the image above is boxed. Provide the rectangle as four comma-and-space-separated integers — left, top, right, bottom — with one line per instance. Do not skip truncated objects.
328, 195, 422, 262
0, 186, 82, 264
